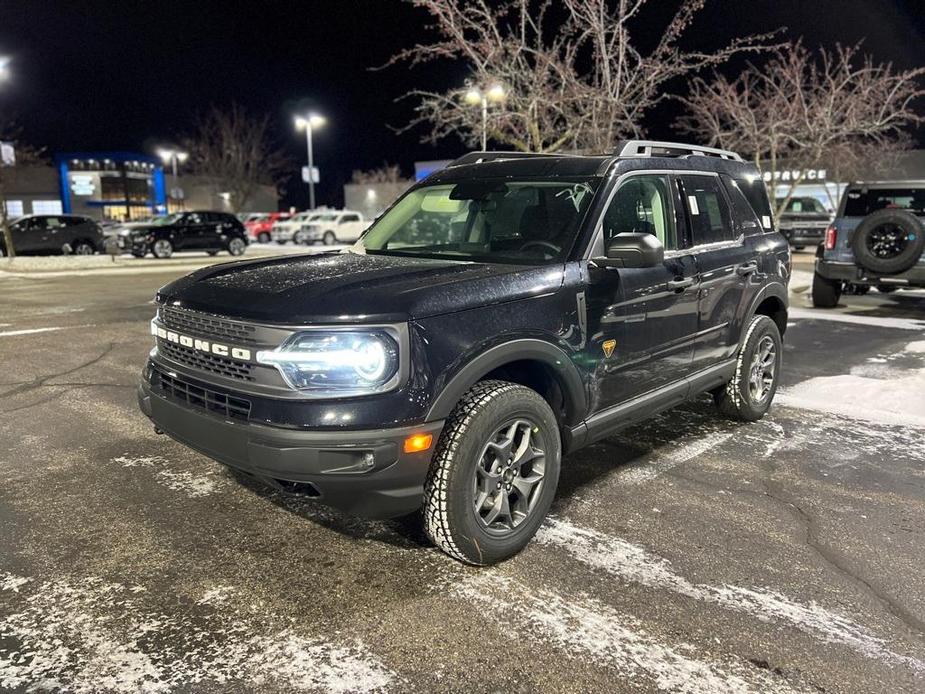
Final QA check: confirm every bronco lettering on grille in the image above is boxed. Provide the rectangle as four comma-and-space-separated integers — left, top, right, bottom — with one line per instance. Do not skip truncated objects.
151, 321, 253, 361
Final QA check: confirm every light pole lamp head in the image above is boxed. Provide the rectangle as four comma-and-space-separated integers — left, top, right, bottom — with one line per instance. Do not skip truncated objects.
175, 151, 189, 164
156, 148, 175, 164
464, 89, 482, 105
295, 113, 326, 130
486, 84, 506, 102
0, 56, 9, 81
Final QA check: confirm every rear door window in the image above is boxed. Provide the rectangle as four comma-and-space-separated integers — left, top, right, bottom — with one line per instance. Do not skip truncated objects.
678, 175, 735, 245
721, 175, 762, 233
843, 188, 925, 217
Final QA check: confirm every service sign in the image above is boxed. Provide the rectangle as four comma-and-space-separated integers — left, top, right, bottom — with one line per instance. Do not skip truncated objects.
762, 169, 827, 183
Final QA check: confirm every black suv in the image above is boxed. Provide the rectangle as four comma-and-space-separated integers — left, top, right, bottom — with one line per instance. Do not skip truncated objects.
138, 141, 790, 564
117, 211, 248, 259
0, 214, 103, 256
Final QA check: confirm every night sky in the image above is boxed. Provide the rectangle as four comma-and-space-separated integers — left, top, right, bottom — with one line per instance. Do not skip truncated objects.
1, 0, 923, 208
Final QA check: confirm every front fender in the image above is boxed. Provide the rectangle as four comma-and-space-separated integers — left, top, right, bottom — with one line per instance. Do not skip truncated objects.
425, 338, 587, 424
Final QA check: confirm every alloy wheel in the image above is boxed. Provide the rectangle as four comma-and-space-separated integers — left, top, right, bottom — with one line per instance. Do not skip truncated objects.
74, 243, 94, 255
152, 239, 173, 258
748, 335, 776, 403
867, 223, 909, 259
229, 238, 246, 255
472, 418, 546, 533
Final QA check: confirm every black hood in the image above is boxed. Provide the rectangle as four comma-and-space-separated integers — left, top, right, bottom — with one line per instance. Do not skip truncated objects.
157, 251, 565, 324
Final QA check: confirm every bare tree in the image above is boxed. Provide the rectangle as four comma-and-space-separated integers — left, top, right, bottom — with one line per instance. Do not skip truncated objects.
351, 163, 406, 184
388, 0, 773, 152
677, 42, 925, 221
0, 116, 44, 260
183, 105, 290, 213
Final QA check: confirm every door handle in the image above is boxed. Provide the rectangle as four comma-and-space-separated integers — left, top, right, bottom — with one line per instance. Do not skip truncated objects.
666, 277, 696, 291
736, 261, 759, 277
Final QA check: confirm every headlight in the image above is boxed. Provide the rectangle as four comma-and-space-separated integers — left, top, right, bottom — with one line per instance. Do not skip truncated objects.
257, 330, 400, 394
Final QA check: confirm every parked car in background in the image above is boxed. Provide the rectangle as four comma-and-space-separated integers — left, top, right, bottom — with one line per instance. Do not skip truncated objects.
776, 197, 833, 250
270, 211, 326, 244
245, 211, 292, 243
812, 182, 925, 306
117, 211, 249, 259
297, 210, 370, 245
0, 215, 103, 257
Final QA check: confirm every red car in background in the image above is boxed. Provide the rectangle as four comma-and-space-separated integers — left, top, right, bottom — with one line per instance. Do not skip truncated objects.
245, 212, 291, 243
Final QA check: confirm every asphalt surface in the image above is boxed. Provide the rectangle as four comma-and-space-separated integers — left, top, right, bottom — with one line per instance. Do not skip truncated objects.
1, 255, 924, 693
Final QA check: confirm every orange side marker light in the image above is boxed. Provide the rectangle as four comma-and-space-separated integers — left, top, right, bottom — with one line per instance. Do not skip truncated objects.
403, 433, 433, 454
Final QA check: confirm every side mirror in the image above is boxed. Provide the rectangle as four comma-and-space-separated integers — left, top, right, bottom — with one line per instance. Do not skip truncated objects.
595, 232, 664, 269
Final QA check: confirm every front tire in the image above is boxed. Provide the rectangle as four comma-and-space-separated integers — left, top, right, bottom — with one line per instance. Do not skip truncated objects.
322, 230, 337, 245
72, 240, 95, 255
714, 315, 782, 422
258, 232, 271, 244
423, 380, 561, 566
811, 271, 841, 308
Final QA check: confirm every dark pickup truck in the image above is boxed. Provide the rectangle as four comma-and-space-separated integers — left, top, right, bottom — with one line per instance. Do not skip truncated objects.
139, 141, 790, 564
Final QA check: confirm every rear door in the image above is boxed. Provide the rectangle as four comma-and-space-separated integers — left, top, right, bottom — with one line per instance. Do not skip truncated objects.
583, 173, 699, 411
337, 212, 365, 242
677, 174, 758, 373
176, 212, 207, 249
11, 217, 41, 253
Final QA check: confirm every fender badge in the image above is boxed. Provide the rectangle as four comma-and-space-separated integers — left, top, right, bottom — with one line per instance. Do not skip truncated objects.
602, 339, 616, 358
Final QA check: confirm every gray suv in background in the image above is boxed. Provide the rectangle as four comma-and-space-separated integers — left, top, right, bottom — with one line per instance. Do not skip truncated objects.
776, 196, 833, 250
812, 182, 925, 307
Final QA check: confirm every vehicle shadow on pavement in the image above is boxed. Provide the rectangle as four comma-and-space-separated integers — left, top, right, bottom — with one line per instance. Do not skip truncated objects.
225, 467, 432, 550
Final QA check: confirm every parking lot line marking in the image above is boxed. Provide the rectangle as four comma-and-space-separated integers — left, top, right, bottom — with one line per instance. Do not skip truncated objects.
0, 325, 95, 337
536, 517, 924, 674
788, 308, 925, 331
454, 573, 804, 693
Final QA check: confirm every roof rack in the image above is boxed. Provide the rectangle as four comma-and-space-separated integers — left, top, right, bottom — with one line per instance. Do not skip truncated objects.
448, 151, 579, 167
616, 140, 743, 162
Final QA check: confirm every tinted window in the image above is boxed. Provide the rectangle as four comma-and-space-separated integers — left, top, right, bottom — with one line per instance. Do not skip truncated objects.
185, 213, 204, 225
780, 197, 826, 214
734, 175, 773, 230
44, 217, 66, 229
721, 175, 761, 231
843, 188, 925, 217
679, 175, 734, 245
340, 214, 361, 223
601, 175, 676, 250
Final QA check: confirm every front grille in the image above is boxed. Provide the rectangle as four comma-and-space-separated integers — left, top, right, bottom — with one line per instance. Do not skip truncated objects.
159, 341, 256, 381
154, 369, 251, 421
160, 306, 257, 344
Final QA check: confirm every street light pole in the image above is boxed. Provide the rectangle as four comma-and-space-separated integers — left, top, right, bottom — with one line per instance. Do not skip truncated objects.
295, 113, 326, 210
305, 123, 315, 210
156, 148, 188, 213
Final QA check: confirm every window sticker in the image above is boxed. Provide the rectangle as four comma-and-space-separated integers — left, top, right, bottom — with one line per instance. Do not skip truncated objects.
557, 183, 593, 212
687, 195, 700, 215
762, 215, 771, 229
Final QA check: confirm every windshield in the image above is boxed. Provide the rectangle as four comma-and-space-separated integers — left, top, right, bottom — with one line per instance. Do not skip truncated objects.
152, 213, 185, 226
360, 179, 599, 264
843, 188, 925, 217
779, 197, 827, 214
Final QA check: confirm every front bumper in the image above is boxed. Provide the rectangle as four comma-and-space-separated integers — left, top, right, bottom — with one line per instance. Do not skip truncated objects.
138, 374, 444, 519
815, 258, 925, 286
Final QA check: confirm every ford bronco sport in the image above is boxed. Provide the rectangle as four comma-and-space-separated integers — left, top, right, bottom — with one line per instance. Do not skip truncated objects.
812, 181, 925, 307
139, 141, 790, 565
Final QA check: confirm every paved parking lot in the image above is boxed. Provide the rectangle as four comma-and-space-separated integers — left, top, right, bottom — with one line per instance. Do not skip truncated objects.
0, 260, 923, 693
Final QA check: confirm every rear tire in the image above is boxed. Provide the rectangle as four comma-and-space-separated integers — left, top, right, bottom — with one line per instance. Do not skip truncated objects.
811, 271, 841, 308
423, 380, 561, 566
72, 240, 95, 255
151, 239, 173, 259
714, 315, 782, 422
228, 237, 246, 256
258, 232, 271, 244
876, 284, 898, 294
323, 230, 337, 245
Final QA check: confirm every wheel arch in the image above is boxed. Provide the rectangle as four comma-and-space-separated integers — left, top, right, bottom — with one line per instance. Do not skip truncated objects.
746, 282, 788, 338
426, 339, 587, 427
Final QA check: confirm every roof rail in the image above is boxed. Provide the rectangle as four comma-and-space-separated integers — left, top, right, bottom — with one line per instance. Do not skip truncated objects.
616, 140, 743, 162
448, 151, 578, 167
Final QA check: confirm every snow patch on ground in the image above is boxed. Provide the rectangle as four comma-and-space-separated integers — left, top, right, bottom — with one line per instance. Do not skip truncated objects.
0, 571, 396, 692
0, 573, 30, 593
788, 307, 925, 331
615, 431, 734, 484
114, 454, 219, 498
454, 573, 802, 693
776, 369, 925, 428
536, 518, 924, 674
905, 341, 925, 353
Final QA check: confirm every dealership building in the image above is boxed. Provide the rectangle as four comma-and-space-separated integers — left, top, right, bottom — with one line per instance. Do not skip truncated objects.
2, 151, 278, 221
